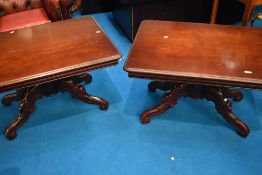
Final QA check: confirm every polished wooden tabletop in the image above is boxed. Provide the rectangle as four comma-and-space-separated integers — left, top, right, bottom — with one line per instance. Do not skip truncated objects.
0, 16, 121, 93
124, 20, 262, 89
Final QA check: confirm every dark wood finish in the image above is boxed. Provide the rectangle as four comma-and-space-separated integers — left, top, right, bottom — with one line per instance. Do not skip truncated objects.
0, 17, 121, 93
142, 82, 249, 137
124, 21, 262, 137
3, 75, 108, 140
125, 21, 262, 89
0, 17, 121, 140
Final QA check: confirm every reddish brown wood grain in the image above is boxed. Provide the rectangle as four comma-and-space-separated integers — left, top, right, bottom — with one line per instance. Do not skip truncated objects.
124, 20, 262, 89
0, 16, 121, 93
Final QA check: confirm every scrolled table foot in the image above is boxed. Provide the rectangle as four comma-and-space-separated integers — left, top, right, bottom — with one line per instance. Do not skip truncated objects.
220, 109, 250, 138
5, 101, 36, 140
206, 87, 250, 138
140, 103, 172, 124
140, 112, 151, 124
221, 88, 243, 102
4, 86, 45, 140
2, 96, 13, 106
83, 95, 109, 110
1, 89, 26, 106
235, 118, 250, 138
99, 101, 108, 110
6, 128, 17, 140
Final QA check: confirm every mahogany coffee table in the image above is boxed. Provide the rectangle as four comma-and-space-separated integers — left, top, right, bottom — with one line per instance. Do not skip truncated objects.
0, 17, 121, 140
124, 20, 262, 138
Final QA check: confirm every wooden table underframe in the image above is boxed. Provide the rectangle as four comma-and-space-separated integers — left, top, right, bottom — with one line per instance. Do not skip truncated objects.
1, 73, 110, 140
137, 80, 248, 137
127, 72, 252, 137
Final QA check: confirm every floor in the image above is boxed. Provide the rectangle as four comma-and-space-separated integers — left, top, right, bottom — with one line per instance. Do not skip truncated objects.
0, 11, 261, 175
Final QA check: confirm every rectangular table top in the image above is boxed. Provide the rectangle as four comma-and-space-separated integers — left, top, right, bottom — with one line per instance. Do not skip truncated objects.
0, 17, 121, 93
124, 20, 262, 89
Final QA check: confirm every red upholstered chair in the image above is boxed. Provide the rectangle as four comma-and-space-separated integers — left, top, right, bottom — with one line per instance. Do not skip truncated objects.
0, 0, 81, 32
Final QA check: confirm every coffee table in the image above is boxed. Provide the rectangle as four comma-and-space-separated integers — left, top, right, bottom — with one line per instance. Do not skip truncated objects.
0, 17, 121, 140
124, 20, 262, 138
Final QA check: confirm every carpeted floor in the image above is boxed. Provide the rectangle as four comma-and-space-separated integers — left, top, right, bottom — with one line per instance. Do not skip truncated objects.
0, 11, 261, 175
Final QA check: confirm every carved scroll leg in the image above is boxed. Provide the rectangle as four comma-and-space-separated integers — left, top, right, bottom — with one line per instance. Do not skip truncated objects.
220, 88, 243, 102
2, 89, 27, 106
6, 86, 45, 140
148, 81, 176, 91
141, 84, 188, 124
59, 80, 108, 110
206, 87, 249, 137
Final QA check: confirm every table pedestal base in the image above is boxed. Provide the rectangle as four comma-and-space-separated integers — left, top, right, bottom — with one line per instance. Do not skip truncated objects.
1, 73, 108, 140
141, 81, 249, 138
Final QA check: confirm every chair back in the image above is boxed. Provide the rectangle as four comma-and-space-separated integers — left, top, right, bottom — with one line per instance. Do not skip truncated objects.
0, 0, 43, 17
